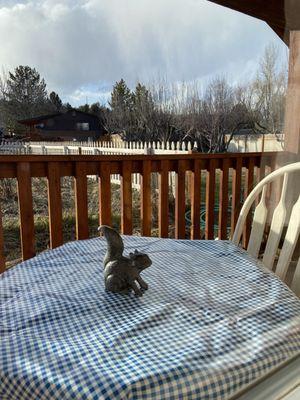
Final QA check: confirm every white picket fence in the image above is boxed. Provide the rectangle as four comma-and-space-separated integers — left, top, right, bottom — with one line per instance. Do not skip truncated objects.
0, 139, 197, 156
0, 139, 195, 193
226, 134, 284, 152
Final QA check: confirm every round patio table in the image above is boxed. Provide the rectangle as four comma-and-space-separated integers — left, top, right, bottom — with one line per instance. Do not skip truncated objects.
1, 236, 300, 399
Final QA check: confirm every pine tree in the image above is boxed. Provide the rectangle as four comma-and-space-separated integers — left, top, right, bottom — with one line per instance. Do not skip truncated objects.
109, 79, 133, 112
2, 66, 51, 134
90, 102, 101, 115
108, 79, 134, 137
78, 104, 90, 113
132, 83, 155, 140
63, 102, 73, 111
49, 91, 63, 111
6, 66, 48, 116
133, 83, 153, 109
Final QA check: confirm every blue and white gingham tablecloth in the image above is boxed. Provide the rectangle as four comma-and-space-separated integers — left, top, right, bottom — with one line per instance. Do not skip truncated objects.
1, 237, 300, 400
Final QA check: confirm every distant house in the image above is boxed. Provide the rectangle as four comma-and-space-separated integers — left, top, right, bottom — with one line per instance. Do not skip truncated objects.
18, 109, 107, 141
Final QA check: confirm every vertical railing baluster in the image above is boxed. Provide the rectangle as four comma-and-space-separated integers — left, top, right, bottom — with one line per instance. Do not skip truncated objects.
141, 160, 151, 236
17, 162, 35, 260
243, 157, 255, 248
218, 158, 229, 239
159, 160, 169, 238
121, 161, 132, 234
99, 162, 112, 227
175, 160, 186, 239
255, 156, 266, 207
205, 159, 216, 239
47, 162, 63, 248
0, 202, 5, 273
75, 162, 89, 240
258, 156, 266, 182
191, 159, 201, 239
231, 157, 242, 238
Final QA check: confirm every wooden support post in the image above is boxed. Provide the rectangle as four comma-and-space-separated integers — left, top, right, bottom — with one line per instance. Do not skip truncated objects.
281, 31, 300, 235
284, 31, 300, 156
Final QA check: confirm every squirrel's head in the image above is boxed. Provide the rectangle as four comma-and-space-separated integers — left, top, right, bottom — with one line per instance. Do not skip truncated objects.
98, 225, 109, 235
98, 225, 122, 241
129, 249, 152, 271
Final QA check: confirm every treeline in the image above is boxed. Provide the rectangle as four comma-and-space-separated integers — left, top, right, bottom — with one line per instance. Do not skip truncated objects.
106, 44, 287, 152
0, 44, 287, 152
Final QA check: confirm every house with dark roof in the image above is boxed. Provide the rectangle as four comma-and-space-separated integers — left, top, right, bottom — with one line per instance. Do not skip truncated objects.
18, 109, 107, 141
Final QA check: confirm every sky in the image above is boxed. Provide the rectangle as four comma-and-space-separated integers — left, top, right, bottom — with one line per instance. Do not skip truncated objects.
0, 0, 288, 106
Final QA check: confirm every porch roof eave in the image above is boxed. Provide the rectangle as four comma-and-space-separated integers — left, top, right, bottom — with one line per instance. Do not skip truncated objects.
206, 0, 300, 46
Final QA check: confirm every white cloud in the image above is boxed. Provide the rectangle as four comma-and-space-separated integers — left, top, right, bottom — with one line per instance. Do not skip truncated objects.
0, 0, 287, 105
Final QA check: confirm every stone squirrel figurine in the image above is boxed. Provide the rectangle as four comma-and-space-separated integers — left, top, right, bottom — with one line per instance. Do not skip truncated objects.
98, 225, 152, 296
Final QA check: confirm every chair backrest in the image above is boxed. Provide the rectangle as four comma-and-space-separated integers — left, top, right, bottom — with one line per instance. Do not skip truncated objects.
232, 162, 300, 296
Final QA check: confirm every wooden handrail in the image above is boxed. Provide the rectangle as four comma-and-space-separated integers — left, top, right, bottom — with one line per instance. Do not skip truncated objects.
0, 152, 277, 271
0, 152, 275, 163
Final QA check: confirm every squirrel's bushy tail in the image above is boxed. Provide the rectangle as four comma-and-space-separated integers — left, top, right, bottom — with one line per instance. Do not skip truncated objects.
99, 225, 124, 264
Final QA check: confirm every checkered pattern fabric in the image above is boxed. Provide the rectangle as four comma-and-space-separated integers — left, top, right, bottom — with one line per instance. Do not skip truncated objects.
1, 237, 300, 400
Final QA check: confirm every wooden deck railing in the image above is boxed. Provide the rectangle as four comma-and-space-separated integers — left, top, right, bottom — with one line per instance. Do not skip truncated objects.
0, 152, 277, 272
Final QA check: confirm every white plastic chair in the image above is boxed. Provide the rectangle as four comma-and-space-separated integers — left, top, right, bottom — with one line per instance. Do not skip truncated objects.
232, 162, 300, 296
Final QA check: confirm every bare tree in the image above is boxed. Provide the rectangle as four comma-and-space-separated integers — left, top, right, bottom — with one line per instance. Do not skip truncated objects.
171, 77, 258, 152
252, 44, 287, 136
96, 43, 287, 151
